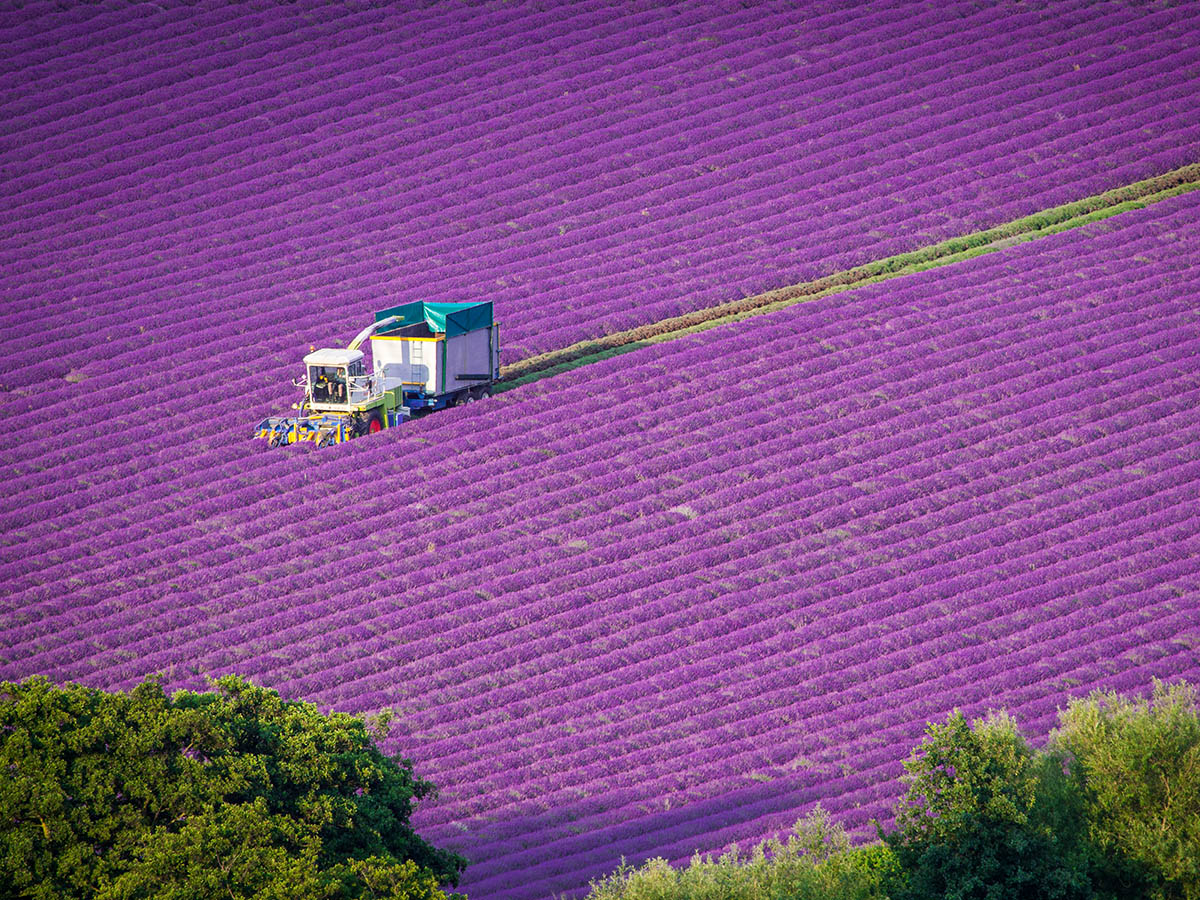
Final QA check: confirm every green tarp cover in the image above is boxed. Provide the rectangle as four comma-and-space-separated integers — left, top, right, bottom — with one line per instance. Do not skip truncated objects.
375, 301, 492, 338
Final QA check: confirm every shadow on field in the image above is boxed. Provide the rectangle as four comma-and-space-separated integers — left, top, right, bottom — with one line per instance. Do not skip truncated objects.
438, 766, 890, 900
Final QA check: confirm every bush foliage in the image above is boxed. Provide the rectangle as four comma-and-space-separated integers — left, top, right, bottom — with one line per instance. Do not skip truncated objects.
4, 676, 1196, 900
0, 675, 466, 900
584, 806, 896, 900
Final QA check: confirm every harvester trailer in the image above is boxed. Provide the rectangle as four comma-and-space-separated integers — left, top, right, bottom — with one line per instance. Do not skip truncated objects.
254, 300, 500, 448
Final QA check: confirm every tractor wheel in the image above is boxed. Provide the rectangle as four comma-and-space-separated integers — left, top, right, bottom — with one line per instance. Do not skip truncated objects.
367, 411, 383, 434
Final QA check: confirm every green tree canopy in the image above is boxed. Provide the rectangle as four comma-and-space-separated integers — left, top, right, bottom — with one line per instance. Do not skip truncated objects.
883, 710, 1094, 900
0, 675, 466, 900
1051, 679, 1200, 900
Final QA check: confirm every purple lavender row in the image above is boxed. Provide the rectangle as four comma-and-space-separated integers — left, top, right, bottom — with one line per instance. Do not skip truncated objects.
0, 247, 1128, 600
0, 1, 1015, 231
2, 7, 1123, 278
4, 0, 1195, 384
448, 542, 1200, 811
0, 1, 1167, 270
7, 336, 1190, 691
303, 488, 1199, 820
214, 387, 1200, 729
691, 631, 1200, 846
11, 252, 1200, 739
7, 133, 1190, 494
431, 606, 1199, 900
0, 201, 1185, 585
7, 220, 1190, 672
3, 2, 615, 186
443, 598, 1197, 830
2, 128, 1190, 513
379, 501, 1200, 791
4, 200, 1195, 676
7, 300, 1161, 624
236, 256, 1200, 897
14, 278, 1195, 672
7, 262, 1190, 672
407, 641, 1188, 858
9, 113, 1185, 415
5, 152, 1200, 900
437, 632, 1200, 900
7, 50, 1190, 381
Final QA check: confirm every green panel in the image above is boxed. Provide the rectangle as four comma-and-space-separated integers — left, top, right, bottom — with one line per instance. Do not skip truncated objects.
443, 301, 493, 336
375, 301, 492, 337
374, 301, 424, 333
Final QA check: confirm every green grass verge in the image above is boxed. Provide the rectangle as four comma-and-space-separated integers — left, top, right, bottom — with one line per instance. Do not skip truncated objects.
494, 163, 1200, 393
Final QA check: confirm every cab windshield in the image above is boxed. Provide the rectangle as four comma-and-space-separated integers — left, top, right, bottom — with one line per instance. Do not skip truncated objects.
309, 365, 347, 403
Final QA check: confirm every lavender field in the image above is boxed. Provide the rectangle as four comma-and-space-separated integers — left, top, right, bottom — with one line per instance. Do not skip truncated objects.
4, 0, 1200, 897
5, 186, 1200, 898
2, 0, 1199, 398
5, 0, 1199, 586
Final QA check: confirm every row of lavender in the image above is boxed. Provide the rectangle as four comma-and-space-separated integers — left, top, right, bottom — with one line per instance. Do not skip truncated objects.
10, 224, 1195, 614
10, 200, 1199, 721
3, 0, 1198, 401
5, 194, 1199, 899
9, 212, 1198, 618
6, 0, 1200, 596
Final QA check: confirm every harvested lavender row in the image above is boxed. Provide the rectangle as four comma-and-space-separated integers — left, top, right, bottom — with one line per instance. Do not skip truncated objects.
6, 251, 1190, 632
4, 187, 1200, 899
0, 182, 1188, 565
2, 0, 1199, 414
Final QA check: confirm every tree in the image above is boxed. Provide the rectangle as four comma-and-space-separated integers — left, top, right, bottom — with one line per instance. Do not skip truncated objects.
0, 675, 466, 900
1051, 679, 1200, 900
882, 710, 1094, 900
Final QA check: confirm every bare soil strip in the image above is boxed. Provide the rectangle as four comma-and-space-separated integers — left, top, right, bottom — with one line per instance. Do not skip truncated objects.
496, 162, 1200, 391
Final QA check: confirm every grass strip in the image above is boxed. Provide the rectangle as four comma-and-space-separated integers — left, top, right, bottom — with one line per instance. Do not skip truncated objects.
495, 162, 1200, 392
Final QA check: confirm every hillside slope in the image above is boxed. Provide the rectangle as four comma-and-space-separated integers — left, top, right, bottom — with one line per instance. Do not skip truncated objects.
5, 192, 1199, 899
4, 2, 1200, 898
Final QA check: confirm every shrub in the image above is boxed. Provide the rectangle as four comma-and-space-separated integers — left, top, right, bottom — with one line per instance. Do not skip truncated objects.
583, 805, 893, 900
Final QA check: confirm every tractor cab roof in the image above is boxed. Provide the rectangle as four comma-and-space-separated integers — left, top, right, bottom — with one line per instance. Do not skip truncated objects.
303, 348, 363, 368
